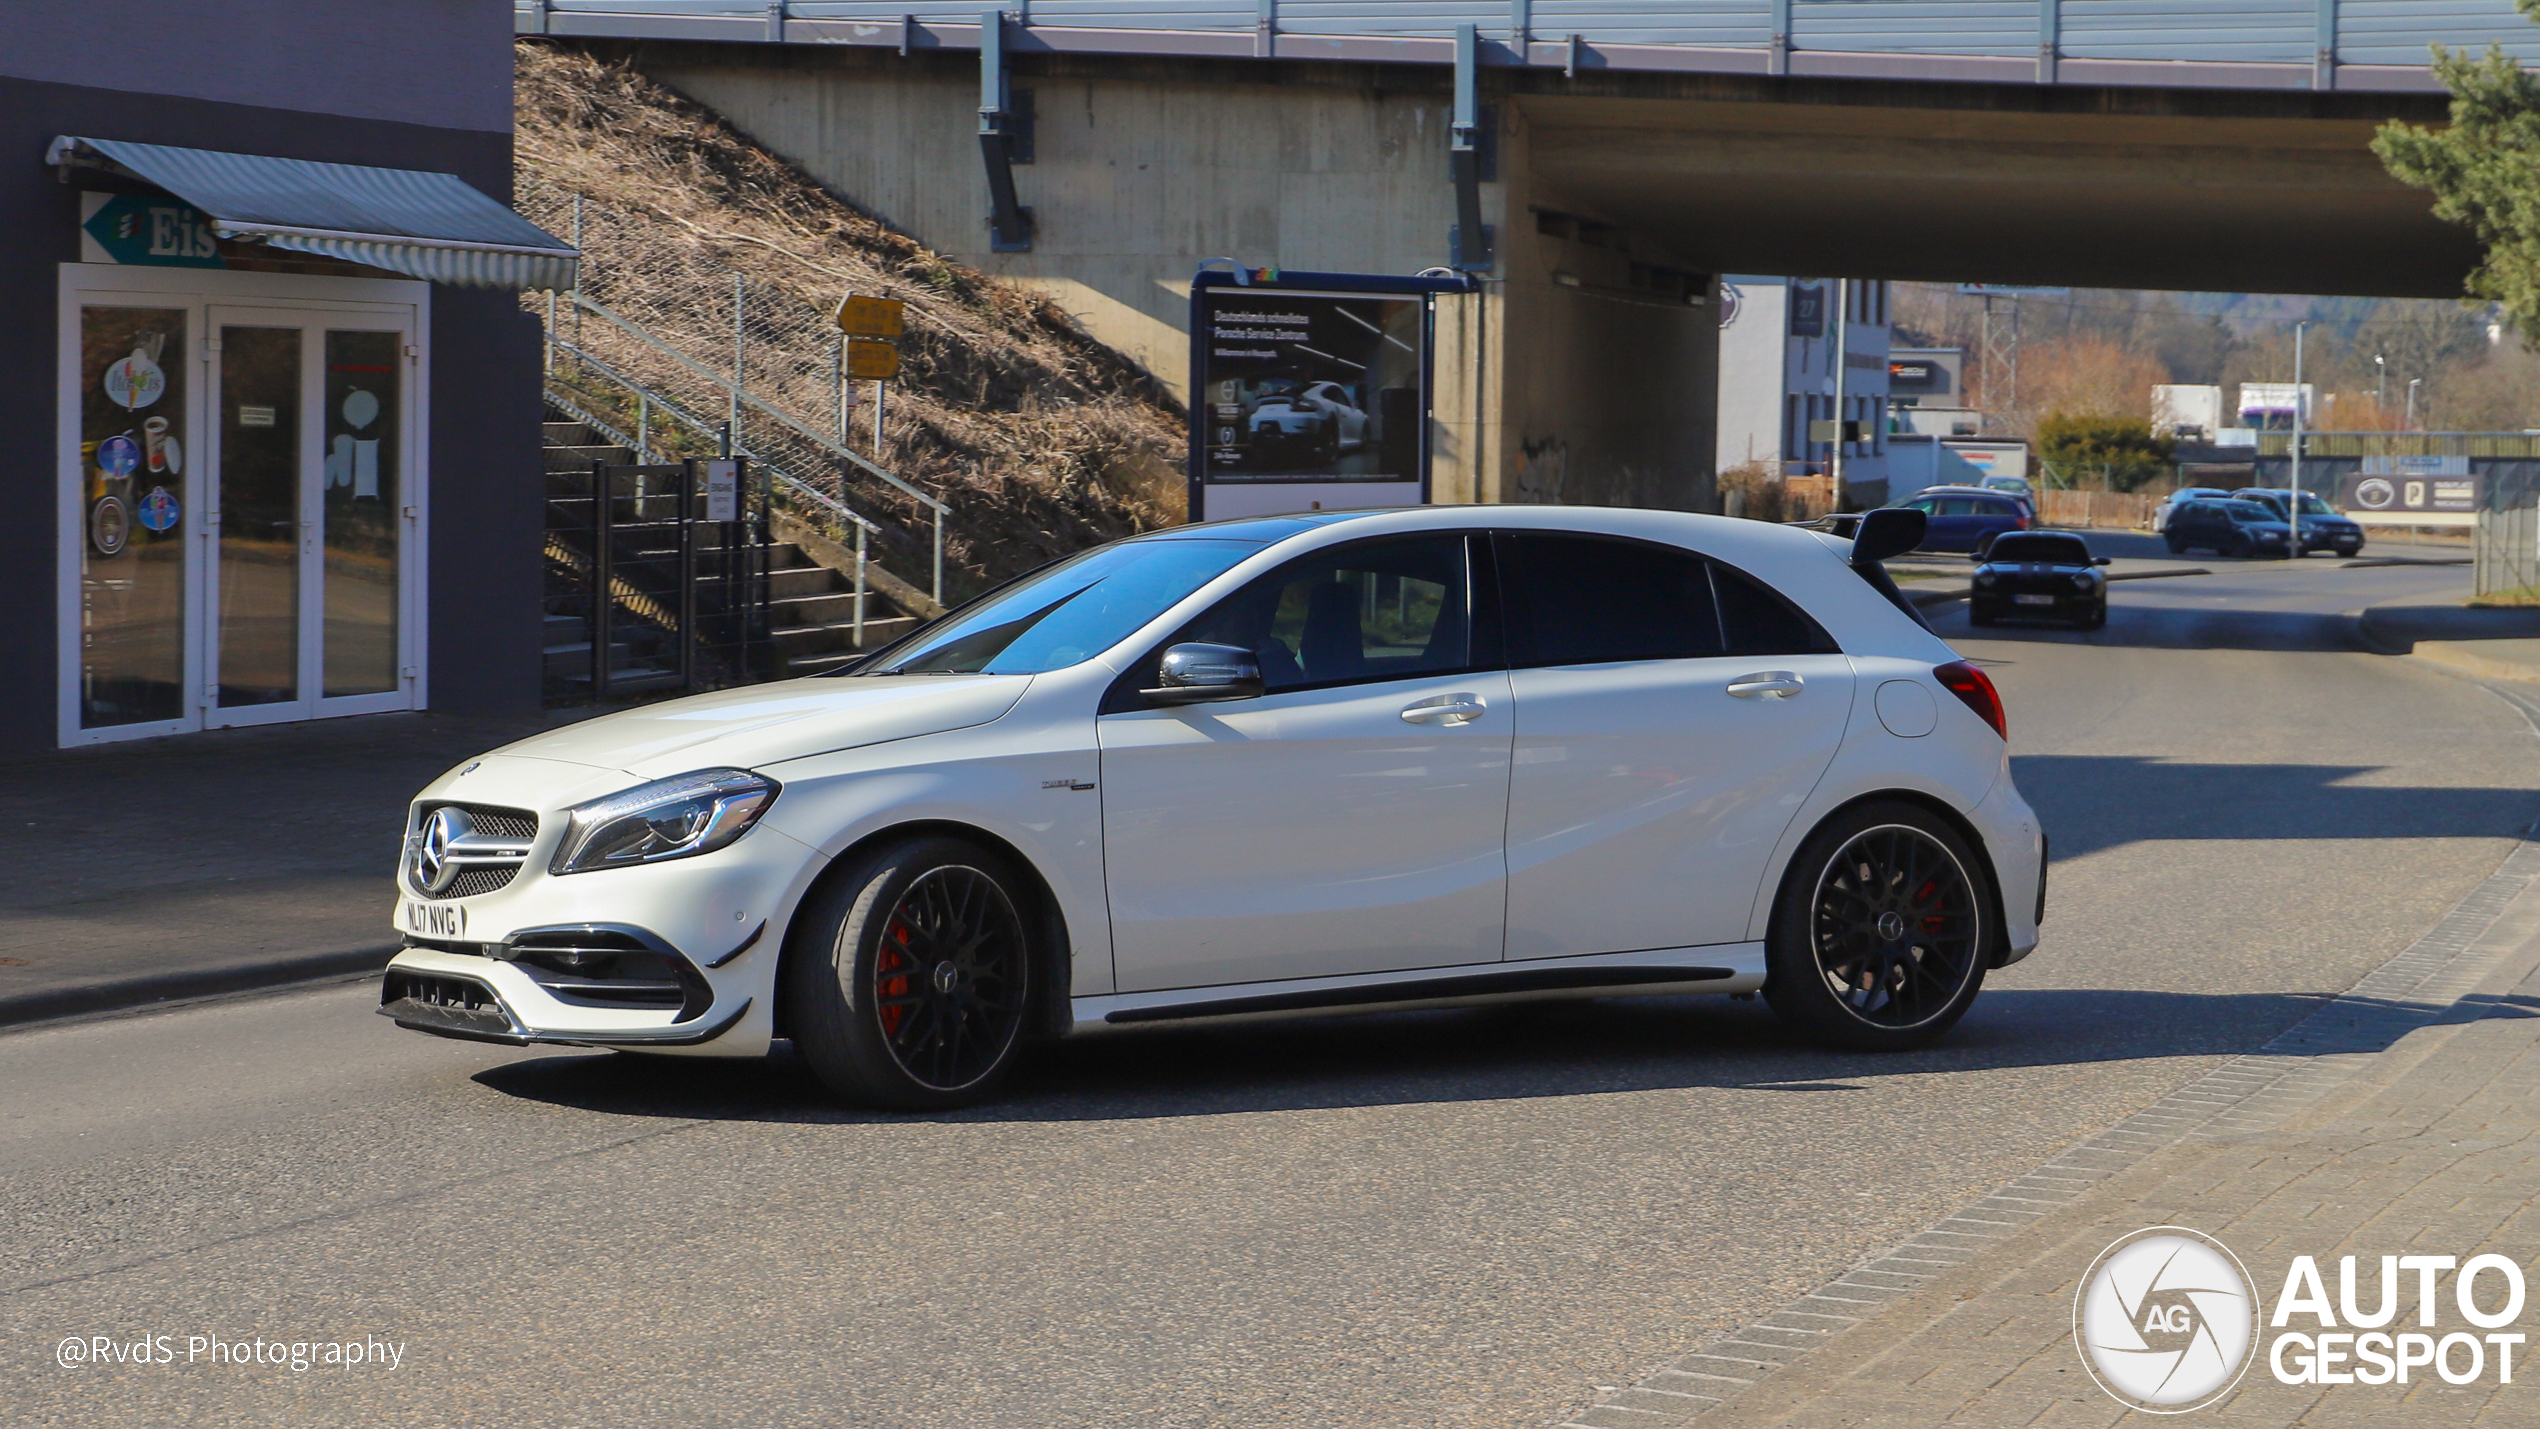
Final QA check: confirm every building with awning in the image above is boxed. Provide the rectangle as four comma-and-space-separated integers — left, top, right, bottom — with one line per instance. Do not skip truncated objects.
4, 3, 564, 752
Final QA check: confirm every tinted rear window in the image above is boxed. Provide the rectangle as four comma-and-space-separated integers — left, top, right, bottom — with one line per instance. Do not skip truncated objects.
1714, 561, 1841, 656
1500, 534, 1838, 665
1504, 533, 1720, 664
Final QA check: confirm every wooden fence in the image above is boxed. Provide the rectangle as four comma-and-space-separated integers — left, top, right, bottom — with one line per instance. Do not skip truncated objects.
2037, 490, 2158, 531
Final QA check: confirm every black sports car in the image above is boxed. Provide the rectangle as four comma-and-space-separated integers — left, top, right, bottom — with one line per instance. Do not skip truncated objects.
1968, 530, 2109, 630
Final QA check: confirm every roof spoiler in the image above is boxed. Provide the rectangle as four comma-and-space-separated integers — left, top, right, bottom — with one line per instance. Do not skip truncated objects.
1843, 507, 1933, 630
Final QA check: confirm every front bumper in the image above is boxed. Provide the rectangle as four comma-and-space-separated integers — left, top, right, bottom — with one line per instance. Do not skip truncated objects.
381, 943, 756, 1049
1973, 588, 2100, 617
385, 807, 822, 1057
375, 949, 751, 1050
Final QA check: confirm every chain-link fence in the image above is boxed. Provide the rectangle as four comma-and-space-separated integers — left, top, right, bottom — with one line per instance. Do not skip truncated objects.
518, 178, 948, 598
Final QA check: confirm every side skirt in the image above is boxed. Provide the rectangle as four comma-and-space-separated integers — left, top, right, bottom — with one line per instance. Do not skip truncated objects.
1069, 944, 1767, 1035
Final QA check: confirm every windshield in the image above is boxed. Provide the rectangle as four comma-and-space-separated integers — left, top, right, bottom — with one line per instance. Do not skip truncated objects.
846, 539, 1263, 676
2237, 491, 2337, 517
1986, 535, 2088, 563
2219, 501, 2278, 521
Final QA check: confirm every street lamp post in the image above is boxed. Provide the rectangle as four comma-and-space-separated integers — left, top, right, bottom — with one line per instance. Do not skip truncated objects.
2407, 378, 2422, 429
1832, 278, 1849, 496
2290, 321, 2309, 559
2374, 352, 2387, 408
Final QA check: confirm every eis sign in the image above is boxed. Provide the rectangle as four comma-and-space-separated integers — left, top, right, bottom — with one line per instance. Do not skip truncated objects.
80, 192, 223, 269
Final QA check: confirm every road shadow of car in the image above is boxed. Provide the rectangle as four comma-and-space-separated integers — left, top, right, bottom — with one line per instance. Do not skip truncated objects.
2010, 755, 2540, 860
469, 984, 2377, 1125
1937, 592, 2371, 654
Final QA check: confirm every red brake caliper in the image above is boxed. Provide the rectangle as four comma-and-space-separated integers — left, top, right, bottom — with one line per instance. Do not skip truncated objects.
877, 921, 913, 1035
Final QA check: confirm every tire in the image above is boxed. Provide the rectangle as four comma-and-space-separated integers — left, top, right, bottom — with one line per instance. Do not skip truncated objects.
1763, 801, 1995, 1052
785, 835, 1036, 1109
2164, 535, 2186, 555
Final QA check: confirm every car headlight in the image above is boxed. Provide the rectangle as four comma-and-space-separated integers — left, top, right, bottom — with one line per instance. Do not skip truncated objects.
550, 768, 780, 876
2070, 573, 2096, 591
1974, 571, 1997, 587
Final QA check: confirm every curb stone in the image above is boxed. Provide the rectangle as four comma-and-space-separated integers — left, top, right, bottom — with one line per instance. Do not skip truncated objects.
0, 945, 397, 1031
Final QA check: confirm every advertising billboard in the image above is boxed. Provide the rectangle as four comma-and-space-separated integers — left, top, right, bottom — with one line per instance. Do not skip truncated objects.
1190, 270, 1469, 521
2341, 470, 2481, 517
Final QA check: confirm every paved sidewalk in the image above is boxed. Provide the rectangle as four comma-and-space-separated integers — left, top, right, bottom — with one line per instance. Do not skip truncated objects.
0, 712, 565, 1025
2359, 600, 2540, 685
1567, 838, 2540, 1428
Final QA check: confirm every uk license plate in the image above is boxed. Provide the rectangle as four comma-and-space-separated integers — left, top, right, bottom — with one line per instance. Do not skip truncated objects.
2014, 594, 2055, 606
402, 901, 466, 939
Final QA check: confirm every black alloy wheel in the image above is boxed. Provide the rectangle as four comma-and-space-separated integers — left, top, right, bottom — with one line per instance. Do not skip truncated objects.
1765, 802, 1994, 1051
787, 835, 1034, 1108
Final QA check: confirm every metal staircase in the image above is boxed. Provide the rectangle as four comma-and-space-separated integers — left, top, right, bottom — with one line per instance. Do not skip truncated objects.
539, 420, 931, 701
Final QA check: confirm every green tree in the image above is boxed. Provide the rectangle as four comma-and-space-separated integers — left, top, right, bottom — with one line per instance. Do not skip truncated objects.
2375, 5, 2540, 335
2035, 413, 2172, 492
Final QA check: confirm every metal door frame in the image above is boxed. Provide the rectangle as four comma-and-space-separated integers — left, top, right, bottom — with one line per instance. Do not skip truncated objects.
56, 265, 431, 747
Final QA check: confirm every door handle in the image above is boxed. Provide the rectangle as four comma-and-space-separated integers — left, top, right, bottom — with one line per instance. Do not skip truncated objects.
1401, 693, 1488, 725
1727, 671, 1804, 700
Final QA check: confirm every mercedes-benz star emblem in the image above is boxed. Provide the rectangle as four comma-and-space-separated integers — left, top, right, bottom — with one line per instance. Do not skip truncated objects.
415, 807, 472, 895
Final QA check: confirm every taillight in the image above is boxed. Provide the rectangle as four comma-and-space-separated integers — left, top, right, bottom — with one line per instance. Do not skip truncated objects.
1934, 661, 2006, 739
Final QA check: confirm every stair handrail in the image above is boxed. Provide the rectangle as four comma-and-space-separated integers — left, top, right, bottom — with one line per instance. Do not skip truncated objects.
548, 356, 898, 661
549, 339, 882, 536
570, 291, 950, 516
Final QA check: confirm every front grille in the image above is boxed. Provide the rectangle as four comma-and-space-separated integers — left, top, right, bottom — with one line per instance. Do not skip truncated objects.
441, 867, 519, 899
406, 802, 540, 901
457, 806, 538, 842
380, 970, 523, 1042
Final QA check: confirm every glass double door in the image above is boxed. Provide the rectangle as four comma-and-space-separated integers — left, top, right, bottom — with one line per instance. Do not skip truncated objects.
203, 307, 411, 727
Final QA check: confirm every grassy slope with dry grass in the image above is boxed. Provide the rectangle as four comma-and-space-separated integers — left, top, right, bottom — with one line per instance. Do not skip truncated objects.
515, 42, 1185, 592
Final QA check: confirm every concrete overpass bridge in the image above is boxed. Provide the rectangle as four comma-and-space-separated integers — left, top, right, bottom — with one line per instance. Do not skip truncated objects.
522, 1, 2538, 508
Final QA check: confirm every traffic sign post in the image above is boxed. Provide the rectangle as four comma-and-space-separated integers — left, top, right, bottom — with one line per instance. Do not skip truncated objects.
835, 293, 908, 459
834, 294, 907, 339
845, 340, 900, 381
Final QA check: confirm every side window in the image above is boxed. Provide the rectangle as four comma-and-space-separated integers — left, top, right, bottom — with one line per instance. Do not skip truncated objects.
1502, 533, 1722, 666
1172, 534, 1475, 692
1713, 561, 1842, 656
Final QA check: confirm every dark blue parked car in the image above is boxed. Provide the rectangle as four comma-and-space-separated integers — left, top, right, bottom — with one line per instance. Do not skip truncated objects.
2231, 488, 2366, 558
1899, 486, 2032, 553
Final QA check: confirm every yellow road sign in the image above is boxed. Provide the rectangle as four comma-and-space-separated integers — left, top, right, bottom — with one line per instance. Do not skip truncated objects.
835, 294, 907, 339
846, 338, 901, 381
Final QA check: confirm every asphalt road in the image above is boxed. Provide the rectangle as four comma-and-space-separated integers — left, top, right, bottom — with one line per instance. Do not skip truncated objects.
5, 552, 2534, 1429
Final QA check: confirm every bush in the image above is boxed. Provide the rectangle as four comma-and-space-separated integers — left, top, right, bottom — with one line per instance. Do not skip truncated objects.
2036, 413, 2173, 492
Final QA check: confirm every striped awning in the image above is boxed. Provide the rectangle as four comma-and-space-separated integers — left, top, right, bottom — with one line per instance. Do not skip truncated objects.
50, 136, 579, 291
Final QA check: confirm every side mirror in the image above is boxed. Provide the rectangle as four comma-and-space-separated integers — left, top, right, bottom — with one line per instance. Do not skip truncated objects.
1968, 552, 1986, 563
1141, 643, 1264, 705
1849, 507, 1927, 567
2094, 556, 2111, 566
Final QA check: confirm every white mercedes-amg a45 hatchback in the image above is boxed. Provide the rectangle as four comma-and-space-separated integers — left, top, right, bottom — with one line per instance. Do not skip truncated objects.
384, 506, 2045, 1108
